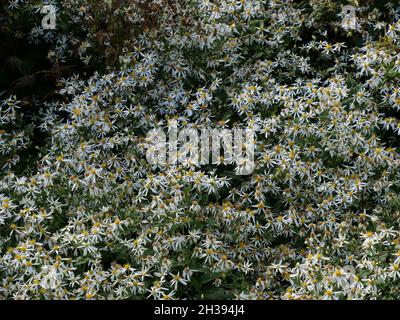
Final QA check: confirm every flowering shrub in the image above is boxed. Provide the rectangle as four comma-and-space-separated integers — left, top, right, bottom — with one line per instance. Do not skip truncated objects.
1, 0, 400, 300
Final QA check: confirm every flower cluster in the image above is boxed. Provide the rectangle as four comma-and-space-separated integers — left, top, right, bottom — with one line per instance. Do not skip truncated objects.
2, 0, 400, 300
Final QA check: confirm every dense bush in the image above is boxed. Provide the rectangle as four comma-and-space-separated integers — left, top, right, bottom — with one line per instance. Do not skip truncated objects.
1, 0, 400, 299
